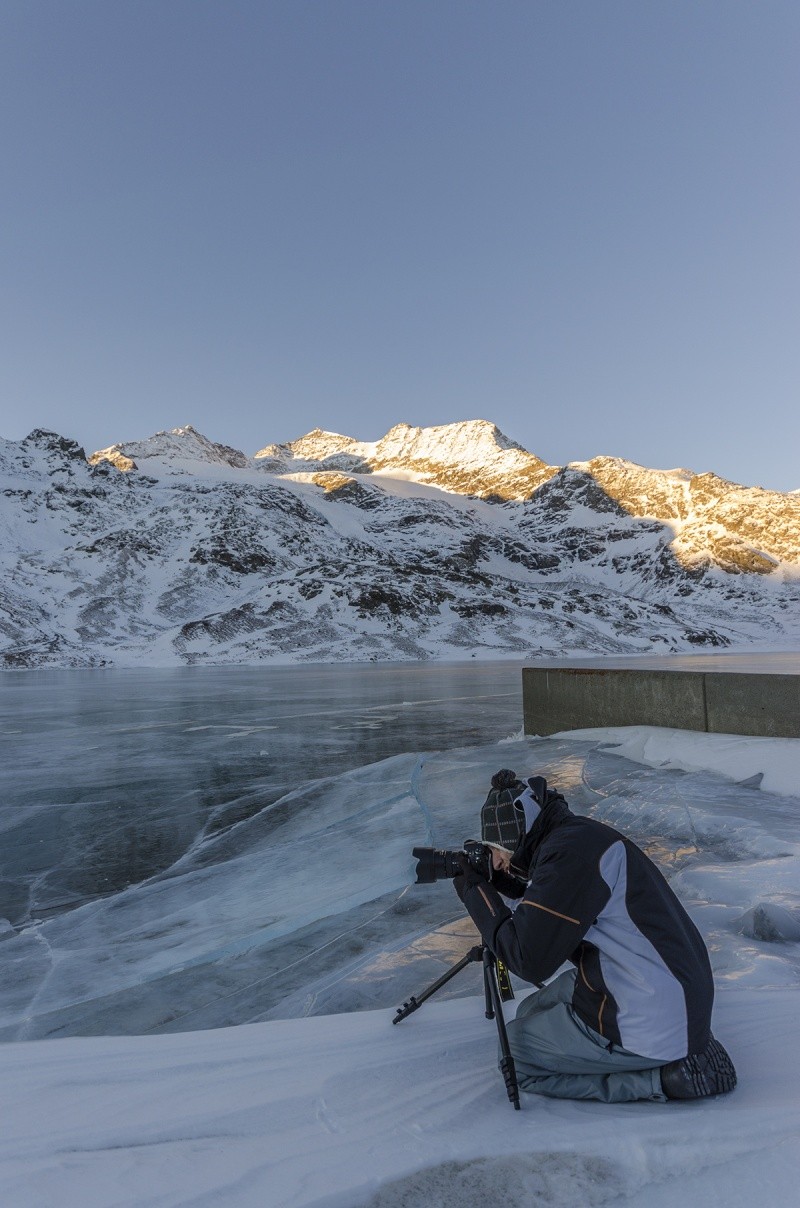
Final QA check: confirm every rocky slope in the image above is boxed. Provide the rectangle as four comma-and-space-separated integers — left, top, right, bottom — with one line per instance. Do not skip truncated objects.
1, 421, 798, 667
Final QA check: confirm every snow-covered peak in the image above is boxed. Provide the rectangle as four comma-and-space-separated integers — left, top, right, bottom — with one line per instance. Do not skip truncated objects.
368, 420, 553, 499
253, 428, 376, 474
90, 426, 249, 476
0, 429, 90, 483
573, 455, 691, 482
259, 428, 374, 462
373, 419, 526, 464
253, 420, 554, 499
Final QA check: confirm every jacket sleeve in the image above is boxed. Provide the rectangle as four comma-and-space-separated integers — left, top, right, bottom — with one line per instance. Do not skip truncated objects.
460, 841, 612, 985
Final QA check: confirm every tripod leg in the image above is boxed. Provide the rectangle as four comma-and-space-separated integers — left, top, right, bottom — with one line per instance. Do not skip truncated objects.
393, 946, 484, 1024
483, 948, 521, 1110
483, 956, 494, 1020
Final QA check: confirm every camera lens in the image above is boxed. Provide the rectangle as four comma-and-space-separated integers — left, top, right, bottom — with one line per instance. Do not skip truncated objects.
412, 846, 464, 884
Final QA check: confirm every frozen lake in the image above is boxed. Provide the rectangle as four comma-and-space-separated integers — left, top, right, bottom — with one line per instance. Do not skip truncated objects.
2, 661, 524, 924
3, 658, 800, 1044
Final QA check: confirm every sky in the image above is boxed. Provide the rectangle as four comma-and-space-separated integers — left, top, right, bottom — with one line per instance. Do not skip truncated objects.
0, 1, 798, 491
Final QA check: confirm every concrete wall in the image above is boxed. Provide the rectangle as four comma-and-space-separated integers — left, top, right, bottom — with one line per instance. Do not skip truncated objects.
522, 665, 800, 739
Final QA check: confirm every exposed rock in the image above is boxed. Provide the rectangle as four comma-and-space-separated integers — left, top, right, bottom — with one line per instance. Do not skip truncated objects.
88, 448, 138, 472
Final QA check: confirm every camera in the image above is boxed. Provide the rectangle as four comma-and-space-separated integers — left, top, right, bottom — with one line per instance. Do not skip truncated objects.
412, 838, 492, 884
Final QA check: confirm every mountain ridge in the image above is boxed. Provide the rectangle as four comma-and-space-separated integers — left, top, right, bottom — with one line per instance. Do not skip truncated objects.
1, 420, 798, 668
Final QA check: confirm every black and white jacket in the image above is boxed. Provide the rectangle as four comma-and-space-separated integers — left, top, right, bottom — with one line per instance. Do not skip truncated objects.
462, 778, 714, 1062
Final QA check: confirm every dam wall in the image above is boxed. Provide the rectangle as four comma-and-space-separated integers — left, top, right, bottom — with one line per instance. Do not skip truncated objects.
522, 655, 800, 739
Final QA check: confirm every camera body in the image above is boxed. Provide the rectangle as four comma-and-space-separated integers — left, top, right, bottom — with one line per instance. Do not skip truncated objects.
412, 838, 492, 884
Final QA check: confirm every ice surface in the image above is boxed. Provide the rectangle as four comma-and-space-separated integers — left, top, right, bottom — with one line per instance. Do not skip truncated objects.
0, 662, 523, 925
2, 677, 800, 1038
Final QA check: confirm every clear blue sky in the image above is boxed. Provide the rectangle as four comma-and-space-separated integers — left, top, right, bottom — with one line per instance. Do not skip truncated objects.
1, 1, 798, 490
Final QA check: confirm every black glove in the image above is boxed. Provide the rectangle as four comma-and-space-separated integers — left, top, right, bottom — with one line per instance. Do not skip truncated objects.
453, 852, 489, 903
490, 867, 526, 899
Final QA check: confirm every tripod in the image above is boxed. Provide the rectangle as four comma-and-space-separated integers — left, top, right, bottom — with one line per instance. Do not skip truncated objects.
393, 944, 521, 1110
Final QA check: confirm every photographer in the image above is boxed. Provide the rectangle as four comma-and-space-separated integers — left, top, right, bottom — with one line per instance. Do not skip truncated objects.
453, 774, 736, 1103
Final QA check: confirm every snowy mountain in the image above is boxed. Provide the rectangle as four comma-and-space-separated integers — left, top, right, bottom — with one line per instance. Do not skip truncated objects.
1, 420, 798, 667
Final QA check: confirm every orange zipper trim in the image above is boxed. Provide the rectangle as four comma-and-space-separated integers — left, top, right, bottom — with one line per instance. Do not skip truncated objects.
579, 953, 607, 1037
518, 900, 580, 926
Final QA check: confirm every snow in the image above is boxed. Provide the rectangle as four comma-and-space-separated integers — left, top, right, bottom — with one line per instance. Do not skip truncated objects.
2, 722, 800, 1205
2, 987, 799, 1208
371, 419, 532, 469
557, 725, 799, 797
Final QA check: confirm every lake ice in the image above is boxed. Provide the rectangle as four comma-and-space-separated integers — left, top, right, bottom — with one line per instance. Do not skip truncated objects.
3, 663, 799, 1043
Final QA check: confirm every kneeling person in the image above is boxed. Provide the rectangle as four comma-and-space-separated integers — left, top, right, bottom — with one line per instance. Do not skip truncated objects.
454, 774, 736, 1104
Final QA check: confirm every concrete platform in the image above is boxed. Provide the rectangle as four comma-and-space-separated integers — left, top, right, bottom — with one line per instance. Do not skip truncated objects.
522, 653, 800, 739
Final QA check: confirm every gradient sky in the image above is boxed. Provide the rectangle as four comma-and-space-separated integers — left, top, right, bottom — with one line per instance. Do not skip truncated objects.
1, 1, 798, 490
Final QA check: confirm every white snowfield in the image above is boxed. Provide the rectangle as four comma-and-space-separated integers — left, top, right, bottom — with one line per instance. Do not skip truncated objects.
2, 726, 800, 1207
2, 988, 798, 1208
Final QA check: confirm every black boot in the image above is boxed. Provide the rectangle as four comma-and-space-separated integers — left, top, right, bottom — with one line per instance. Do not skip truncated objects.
660, 1036, 737, 1100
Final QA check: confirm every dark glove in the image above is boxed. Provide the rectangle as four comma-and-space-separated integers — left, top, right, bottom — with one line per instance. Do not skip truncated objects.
490, 868, 526, 899
453, 852, 489, 903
